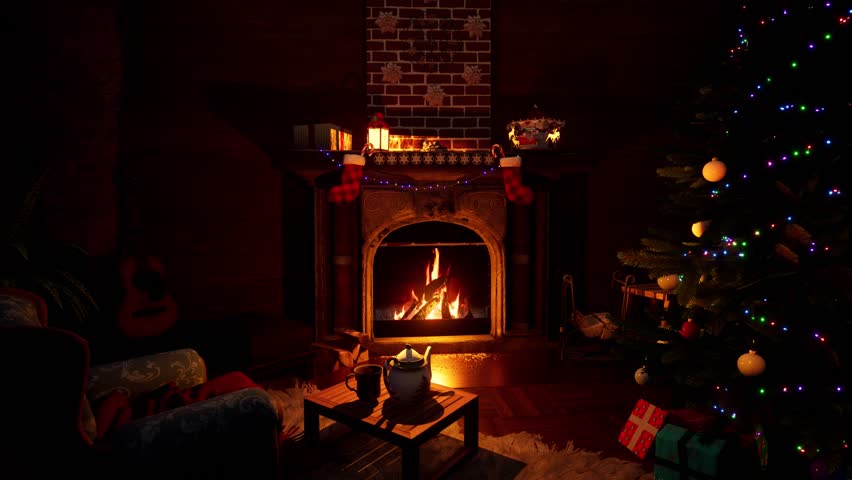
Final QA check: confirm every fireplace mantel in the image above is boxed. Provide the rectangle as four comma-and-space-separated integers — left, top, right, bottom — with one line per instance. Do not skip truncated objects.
273, 149, 596, 186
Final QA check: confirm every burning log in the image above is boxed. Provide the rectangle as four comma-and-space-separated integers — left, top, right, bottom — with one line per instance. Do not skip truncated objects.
421, 275, 447, 299
405, 275, 449, 320
411, 292, 444, 321
398, 275, 448, 320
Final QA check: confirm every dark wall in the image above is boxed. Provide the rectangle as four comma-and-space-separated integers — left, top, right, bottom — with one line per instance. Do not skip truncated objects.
115, 0, 366, 323
493, 0, 726, 310
10, 0, 121, 257
14, 0, 726, 328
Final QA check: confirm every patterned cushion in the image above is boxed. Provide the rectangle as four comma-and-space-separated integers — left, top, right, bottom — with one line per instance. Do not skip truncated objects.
87, 348, 207, 401
111, 388, 278, 459
0, 294, 42, 327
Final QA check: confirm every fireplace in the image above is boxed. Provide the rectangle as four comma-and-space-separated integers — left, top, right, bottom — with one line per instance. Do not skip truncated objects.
372, 222, 491, 337
274, 149, 592, 349
361, 187, 507, 342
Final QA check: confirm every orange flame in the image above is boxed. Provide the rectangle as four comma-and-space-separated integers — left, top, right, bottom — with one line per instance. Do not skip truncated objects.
394, 247, 465, 320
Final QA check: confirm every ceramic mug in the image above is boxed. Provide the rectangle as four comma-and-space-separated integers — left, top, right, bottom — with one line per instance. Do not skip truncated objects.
345, 364, 382, 401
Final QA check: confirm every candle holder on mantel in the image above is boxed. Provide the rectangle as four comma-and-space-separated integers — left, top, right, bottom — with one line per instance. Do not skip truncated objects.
506, 105, 566, 150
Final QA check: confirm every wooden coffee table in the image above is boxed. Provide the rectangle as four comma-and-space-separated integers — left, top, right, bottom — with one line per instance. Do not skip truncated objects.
304, 380, 479, 480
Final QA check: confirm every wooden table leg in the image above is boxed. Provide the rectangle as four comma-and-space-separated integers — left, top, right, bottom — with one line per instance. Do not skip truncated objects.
465, 397, 479, 452
304, 400, 319, 444
401, 443, 420, 480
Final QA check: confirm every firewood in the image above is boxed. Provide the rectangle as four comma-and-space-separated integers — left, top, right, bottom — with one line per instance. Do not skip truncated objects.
334, 327, 371, 346
419, 275, 447, 300
403, 300, 427, 320
355, 348, 370, 364
312, 342, 355, 369
412, 295, 443, 321
404, 276, 448, 320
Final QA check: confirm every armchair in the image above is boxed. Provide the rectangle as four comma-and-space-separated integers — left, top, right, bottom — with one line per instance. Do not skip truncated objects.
0, 288, 281, 479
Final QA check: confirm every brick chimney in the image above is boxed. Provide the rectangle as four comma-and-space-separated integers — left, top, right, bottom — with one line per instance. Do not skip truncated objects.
365, 0, 492, 151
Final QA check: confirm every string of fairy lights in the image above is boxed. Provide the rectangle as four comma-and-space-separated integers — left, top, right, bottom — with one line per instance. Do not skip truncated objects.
688, 1, 847, 263
671, 2, 850, 456
689, 0, 848, 259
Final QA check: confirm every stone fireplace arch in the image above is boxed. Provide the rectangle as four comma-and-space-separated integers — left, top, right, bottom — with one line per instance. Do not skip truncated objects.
361, 188, 506, 341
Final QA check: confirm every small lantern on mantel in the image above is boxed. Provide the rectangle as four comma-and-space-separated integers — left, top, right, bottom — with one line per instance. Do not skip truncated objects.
506, 105, 566, 150
368, 112, 390, 151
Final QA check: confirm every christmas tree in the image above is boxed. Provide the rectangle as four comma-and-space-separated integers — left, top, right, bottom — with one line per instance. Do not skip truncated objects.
617, 2, 850, 476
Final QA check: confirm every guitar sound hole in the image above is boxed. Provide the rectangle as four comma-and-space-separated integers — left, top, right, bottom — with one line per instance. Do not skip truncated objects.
132, 306, 168, 318
131, 271, 167, 300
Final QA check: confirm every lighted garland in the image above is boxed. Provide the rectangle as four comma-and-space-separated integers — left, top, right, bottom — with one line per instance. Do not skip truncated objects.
317, 148, 500, 190
361, 167, 498, 190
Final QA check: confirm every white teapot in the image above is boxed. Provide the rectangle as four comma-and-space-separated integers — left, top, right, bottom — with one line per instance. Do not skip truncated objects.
383, 344, 432, 404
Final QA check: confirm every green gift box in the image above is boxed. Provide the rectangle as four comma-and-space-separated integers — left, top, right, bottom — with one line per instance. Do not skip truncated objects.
654, 424, 727, 480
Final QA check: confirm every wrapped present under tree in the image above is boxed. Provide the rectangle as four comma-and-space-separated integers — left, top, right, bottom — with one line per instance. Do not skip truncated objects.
618, 398, 668, 459
655, 423, 733, 479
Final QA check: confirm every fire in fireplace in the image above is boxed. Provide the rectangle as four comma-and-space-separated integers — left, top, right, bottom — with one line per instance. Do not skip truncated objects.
372, 222, 491, 338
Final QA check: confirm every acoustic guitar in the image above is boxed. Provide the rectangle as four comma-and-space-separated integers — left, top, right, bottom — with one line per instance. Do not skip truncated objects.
116, 254, 178, 338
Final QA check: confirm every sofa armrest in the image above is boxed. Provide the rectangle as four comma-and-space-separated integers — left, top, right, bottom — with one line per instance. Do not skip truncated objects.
87, 348, 207, 401
110, 388, 280, 474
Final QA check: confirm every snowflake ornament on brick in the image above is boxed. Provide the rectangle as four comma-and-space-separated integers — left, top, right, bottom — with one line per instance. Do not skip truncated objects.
376, 11, 399, 34
464, 15, 488, 40
462, 65, 482, 85
424, 84, 446, 106
381, 63, 403, 84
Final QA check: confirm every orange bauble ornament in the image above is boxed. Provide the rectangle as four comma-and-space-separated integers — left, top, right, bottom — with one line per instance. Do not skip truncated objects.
737, 349, 766, 376
702, 157, 727, 182
691, 220, 711, 238
657, 274, 680, 291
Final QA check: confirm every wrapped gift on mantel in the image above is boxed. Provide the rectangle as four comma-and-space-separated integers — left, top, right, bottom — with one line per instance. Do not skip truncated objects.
618, 398, 668, 459
293, 123, 353, 151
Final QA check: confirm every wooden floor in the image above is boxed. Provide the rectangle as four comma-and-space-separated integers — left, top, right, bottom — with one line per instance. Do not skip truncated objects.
266, 335, 669, 475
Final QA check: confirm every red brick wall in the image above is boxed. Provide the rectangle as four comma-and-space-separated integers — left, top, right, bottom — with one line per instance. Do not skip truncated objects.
366, 0, 491, 151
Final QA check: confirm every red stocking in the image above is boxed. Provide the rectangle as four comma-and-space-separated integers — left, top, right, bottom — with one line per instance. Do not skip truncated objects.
329, 153, 366, 203
493, 145, 533, 205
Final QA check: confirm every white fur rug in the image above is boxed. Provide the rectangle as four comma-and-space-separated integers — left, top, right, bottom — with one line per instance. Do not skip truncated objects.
269, 381, 653, 480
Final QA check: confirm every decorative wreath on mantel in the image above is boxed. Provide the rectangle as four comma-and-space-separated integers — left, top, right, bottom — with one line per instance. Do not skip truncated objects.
506, 105, 566, 150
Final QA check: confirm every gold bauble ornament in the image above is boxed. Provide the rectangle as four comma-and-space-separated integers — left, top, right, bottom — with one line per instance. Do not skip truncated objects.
737, 349, 766, 376
691, 220, 711, 238
657, 274, 680, 291
702, 157, 727, 182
